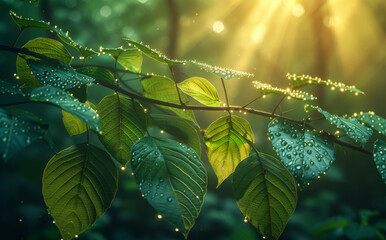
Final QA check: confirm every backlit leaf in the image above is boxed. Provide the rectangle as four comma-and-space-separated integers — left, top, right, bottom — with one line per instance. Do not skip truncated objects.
253, 81, 316, 100
97, 94, 147, 167
204, 115, 255, 186
27, 59, 94, 89
268, 118, 335, 188
62, 101, 96, 136
151, 114, 201, 156
30, 86, 100, 132
190, 60, 254, 80
124, 39, 185, 67
355, 111, 386, 136
305, 105, 373, 144
10, 11, 97, 58
142, 75, 197, 124
16, 37, 72, 87
102, 47, 142, 73
76, 66, 116, 84
233, 153, 297, 240
178, 77, 220, 107
0, 107, 48, 161
373, 139, 386, 184
130, 136, 207, 237
43, 144, 118, 240
287, 73, 365, 95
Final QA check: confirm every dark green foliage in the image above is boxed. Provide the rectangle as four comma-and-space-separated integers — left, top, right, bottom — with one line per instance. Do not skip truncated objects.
268, 118, 335, 188
42, 144, 118, 240
76, 66, 116, 84
355, 111, 386, 136
233, 153, 297, 240
130, 136, 207, 237
0, 80, 27, 96
0, 107, 48, 161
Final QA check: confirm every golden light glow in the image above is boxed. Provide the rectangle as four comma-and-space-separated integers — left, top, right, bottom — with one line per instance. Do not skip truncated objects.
212, 21, 225, 33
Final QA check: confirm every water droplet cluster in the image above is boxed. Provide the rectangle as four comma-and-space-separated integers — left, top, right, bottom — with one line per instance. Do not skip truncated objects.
30, 86, 100, 131
373, 139, 386, 184
354, 111, 385, 136
190, 60, 254, 80
0, 80, 26, 96
28, 59, 94, 89
287, 73, 364, 95
268, 118, 335, 187
253, 81, 316, 100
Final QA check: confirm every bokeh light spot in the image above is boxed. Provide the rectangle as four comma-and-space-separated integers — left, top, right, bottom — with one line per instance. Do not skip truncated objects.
212, 21, 225, 33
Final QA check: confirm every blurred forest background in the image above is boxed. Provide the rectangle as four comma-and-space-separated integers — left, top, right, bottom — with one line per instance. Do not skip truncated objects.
0, 0, 385, 239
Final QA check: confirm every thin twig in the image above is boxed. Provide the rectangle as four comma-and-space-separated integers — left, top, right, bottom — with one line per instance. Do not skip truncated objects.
12, 28, 26, 47
271, 96, 286, 116
169, 65, 184, 106
242, 95, 263, 108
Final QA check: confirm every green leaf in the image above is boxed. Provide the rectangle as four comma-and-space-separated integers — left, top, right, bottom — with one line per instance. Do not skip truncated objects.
177, 77, 220, 107
43, 144, 118, 240
16, 37, 72, 88
204, 115, 255, 186
151, 114, 201, 156
268, 118, 336, 188
124, 39, 185, 67
233, 153, 297, 240
0, 80, 28, 96
190, 60, 254, 80
373, 139, 386, 184
253, 81, 316, 100
97, 94, 147, 167
62, 101, 96, 136
76, 66, 116, 84
142, 75, 197, 124
355, 111, 386, 136
287, 73, 365, 95
101, 47, 143, 73
10, 11, 97, 58
27, 59, 94, 89
305, 105, 373, 144
130, 136, 207, 237
30, 86, 100, 132
0, 107, 48, 161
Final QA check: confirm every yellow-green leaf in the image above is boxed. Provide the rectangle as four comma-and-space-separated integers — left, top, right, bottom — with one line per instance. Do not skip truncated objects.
204, 115, 255, 186
178, 77, 220, 106
62, 101, 96, 136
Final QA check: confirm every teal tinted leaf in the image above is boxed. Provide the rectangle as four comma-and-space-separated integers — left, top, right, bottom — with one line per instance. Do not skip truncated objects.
27, 59, 94, 89
268, 118, 335, 188
178, 77, 220, 107
62, 101, 96, 136
124, 39, 185, 66
287, 73, 365, 95
306, 105, 373, 144
190, 60, 254, 80
10, 12, 97, 58
76, 66, 116, 84
102, 47, 142, 73
253, 81, 316, 100
0, 107, 48, 161
204, 115, 255, 186
16, 37, 72, 88
151, 114, 201, 156
355, 111, 386, 136
43, 144, 118, 240
0, 80, 28, 96
233, 153, 297, 240
97, 94, 147, 167
130, 136, 207, 237
374, 139, 386, 184
142, 75, 197, 124
30, 86, 100, 132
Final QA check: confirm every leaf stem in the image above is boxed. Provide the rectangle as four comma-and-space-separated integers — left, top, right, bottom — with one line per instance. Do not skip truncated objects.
242, 95, 262, 108
169, 65, 184, 106
271, 96, 286, 116
221, 78, 231, 115
12, 28, 26, 47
